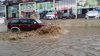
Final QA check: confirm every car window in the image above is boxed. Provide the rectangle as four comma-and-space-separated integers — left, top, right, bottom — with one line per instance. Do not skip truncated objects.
47, 12, 54, 15
10, 20, 19, 24
63, 13, 70, 16
88, 11, 98, 14
30, 19, 38, 24
34, 19, 42, 24
19, 20, 28, 24
93, 11, 98, 13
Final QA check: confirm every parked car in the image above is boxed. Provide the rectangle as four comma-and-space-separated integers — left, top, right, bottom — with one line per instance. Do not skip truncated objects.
8, 18, 47, 32
85, 11, 100, 19
61, 12, 76, 19
57, 10, 64, 19
45, 11, 57, 20
40, 11, 48, 19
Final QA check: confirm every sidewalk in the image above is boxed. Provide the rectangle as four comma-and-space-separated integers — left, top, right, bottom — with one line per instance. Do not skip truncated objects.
0, 23, 7, 32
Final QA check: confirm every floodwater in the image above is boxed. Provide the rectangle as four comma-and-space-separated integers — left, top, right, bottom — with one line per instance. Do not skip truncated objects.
0, 27, 100, 56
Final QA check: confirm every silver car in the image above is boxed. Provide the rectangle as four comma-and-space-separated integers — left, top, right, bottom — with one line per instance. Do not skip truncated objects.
85, 11, 100, 19
45, 11, 57, 20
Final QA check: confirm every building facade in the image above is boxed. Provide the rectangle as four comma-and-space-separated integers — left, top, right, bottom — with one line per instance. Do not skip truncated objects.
77, 0, 100, 18
0, 1, 7, 23
0, 0, 100, 19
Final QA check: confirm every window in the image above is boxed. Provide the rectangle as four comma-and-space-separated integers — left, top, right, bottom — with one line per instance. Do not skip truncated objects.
0, 13, 5, 18
0, 6, 5, 18
8, 5, 19, 18
30, 19, 38, 24
19, 20, 28, 24
10, 20, 19, 24
25, 12, 31, 18
34, 19, 42, 24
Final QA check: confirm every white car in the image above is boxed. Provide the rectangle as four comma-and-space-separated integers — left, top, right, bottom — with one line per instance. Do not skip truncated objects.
45, 11, 57, 20
85, 11, 100, 19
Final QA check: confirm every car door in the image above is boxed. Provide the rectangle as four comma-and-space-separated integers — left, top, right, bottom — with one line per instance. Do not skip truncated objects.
19, 19, 30, 31
29, 19, 42, 30
8, 19, 20, 29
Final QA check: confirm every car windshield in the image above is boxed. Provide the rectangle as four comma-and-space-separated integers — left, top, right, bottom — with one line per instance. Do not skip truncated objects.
88, 11, 98, 14
34, 19, 43, 24
63, 12, 70, 16
47, 12, 54, 15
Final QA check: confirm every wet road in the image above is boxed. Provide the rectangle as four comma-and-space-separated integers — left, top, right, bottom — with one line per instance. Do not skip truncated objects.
0, 27, 100, 56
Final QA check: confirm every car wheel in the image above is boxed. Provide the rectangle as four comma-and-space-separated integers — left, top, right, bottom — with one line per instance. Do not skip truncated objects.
99, 17, 100, 19
66, 17, 68, 19
85, 17, 89, 19
11, 28, 20, 32
7, 29, 11, 32
71, 15, 75, 19
97, 17, 99, 19
94, 17, 98, 19
71, 17, 74, 19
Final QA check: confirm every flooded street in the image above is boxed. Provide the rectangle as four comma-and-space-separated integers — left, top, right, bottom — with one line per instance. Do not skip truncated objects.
0, 27, 100, 56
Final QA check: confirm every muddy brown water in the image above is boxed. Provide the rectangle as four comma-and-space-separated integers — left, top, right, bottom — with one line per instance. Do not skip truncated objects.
0, 27, 100, 56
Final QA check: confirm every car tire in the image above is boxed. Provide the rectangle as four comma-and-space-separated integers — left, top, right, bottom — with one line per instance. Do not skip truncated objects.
97, 17, 99, 19
71, 15, 76, 19
11, 28, 20, 32
66, 17, 68, 19
85, 17, 89, 19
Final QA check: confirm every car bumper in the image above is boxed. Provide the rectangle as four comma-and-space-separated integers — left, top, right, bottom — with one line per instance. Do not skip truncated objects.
86, 16, 99, 19
45, 16, 55, 19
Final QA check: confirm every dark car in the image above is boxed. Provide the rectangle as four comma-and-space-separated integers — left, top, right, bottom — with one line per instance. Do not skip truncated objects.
40, 11, 48, 19
62, 12, 76, 19
8, 18, 47, 32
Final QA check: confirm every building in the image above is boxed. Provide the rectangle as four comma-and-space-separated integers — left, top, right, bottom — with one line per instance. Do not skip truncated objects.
0, 0, 100, 19
19, 0, 55, 18
18, 0, 77, 18
77, 0, 100, 18
7, 1, 19, 19
0, 0, 7, 23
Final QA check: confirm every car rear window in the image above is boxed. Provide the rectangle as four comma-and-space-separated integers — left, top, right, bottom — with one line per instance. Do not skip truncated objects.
10, 20, 19, 24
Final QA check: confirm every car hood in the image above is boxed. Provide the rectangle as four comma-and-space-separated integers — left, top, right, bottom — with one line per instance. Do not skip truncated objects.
86, 13, 99, 16
46, 15, 55, 16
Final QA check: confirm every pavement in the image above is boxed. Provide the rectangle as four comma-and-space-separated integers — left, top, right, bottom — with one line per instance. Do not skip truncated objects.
0, 23, 7, 32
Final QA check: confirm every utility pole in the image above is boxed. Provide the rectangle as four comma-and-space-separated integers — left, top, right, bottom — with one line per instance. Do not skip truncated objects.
76, 0, 78, 19
53, 0, 56, 11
